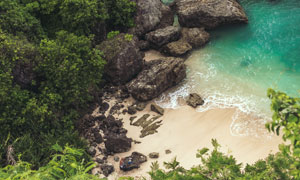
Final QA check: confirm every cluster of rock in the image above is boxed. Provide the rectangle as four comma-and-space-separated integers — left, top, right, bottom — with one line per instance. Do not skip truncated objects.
84, 0, 249, 177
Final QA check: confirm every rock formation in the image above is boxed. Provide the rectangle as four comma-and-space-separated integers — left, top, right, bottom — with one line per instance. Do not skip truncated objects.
130, 0, 174, 37
97, 33, 144, 85
127, 57, 186, 101
175, 0, 248, 29
145, 26, 181, 48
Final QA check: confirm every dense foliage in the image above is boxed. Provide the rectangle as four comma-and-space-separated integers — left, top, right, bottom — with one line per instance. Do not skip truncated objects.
0, 0, 136, 170
0, 145, 99, 180
148, 89, 300, 180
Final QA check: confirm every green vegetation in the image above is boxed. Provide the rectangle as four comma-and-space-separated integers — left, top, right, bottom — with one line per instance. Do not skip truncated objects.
0, 0, 136, 175
1, 0, 300, 179
148, 89, 300, 180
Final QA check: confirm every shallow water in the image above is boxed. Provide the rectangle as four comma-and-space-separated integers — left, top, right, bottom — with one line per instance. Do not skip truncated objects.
157, 0, 300, 137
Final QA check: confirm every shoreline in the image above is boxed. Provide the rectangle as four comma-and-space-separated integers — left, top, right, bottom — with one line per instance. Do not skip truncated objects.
106, 104, 282, 180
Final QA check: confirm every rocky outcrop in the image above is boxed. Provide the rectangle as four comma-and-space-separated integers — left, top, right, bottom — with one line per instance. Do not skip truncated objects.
127, 57, 186, 101
161, 27, 210, 56
186, 93, 204, 108
130, 0, 174, 37
104, 133, 132, 153
175, 0, 248, 29
181, 28, 210, 48
97, 33, 144, 85
120, 152, 147, 171
162, 40, 192, 56
145, 26, 181, 48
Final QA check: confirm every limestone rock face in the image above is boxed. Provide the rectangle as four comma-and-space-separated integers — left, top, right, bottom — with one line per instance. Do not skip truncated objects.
127, 57, 186, 101
181, 27, 210, 48
176, 0, 248, 29
97, 33, 144, 85
145, 26, 181, 48
130, 0, 174, 37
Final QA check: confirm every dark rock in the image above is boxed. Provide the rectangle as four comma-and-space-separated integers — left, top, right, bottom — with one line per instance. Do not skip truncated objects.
127, 106, 137, 115
129, 0, 174, 37
96, 158, 104, 164
165, 149, 172, 154
149, 152, 159, 159
132, 114, 150, 126
87, 146, 96, 156
181, 28, 210, 48
99, 102, 110, 113
151, 104, 165, 115
101, 164, 114, 177
114, 156, 120, 162
162, 40, 192, 56
104, 133, 132, 153
109, 104, 121, 115
145, 26, 181, 48
95, 115, 106, 122
119, 152, 147, 171
135, 102, 147, 111
186, 93, 204, 108
176, 0, 248, 29
94, 132, 103, 144
139, 40, 150, 51
127, 58, 186, 101
97, 34, 144, 85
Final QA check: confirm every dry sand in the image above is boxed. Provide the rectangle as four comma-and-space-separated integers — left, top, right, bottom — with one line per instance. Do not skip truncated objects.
107, 104, 282, 180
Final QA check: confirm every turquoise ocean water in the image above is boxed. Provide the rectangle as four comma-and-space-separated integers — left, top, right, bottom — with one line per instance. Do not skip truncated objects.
157, 0, 300, 137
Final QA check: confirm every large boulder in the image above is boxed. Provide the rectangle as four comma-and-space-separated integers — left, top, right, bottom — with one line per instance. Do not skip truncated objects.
181, 28, 210, 48
145, 26, 181, 48
97, 33, 144, 85
130, 0, 174, 37
175, 0, 248, 29
162, 40, 192, 56
186, 93, 204, 108
104, 133, 132, 153
127, 57, 186, 101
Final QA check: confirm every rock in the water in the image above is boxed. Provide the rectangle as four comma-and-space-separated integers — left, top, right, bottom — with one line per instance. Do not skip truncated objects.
128, 106, 137, 115
186, 93, 204, 108
99, 102, 110, 113
101, 164, 114, 177
127, 58, 186, 101
149, 152, 159, 159
176, 0, 248, 29
104, 133, 132, 153
129, 0, 174, 37
162, 40, 192, 56
145, 26, 181, 48
119, 152, 147, 171
97, 33, 144, 85
181, 28, 210, 48
150, 104, 164, 115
